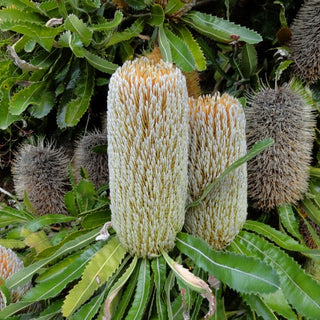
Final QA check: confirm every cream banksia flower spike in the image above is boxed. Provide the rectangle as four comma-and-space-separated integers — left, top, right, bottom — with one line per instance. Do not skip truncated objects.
107, 57, 189, 258
12, 139, 69, 215
185, 93, 247, 249
0, 246, 30, 310
246, 82, 316, 210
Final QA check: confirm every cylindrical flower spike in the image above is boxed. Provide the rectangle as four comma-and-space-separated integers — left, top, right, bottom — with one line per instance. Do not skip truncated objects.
107, 57, 189, 258
0, 246, 30, 310
72, 130, 109, 190
12, 139, 69, 215
290, 0, 320, 83
185, 93, 247, 249
246, 82, 315, 210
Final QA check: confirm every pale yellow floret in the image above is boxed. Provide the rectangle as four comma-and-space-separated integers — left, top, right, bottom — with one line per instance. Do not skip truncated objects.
107, 57, 189, 258
185, 93, 247, 249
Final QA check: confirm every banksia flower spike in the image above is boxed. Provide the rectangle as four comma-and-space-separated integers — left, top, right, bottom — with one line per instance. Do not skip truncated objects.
12, 139, 69, 215
0, 246, 30, 310
246, 82, 316, 210
185, 93, 247, 250
72, 131, 109, 189
290, 0, 320, 82
107, 57, 189, 258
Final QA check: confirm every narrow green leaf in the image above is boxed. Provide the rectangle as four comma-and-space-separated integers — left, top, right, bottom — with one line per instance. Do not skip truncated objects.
275, 60, 293, 82
90, 11, 123, 31
310, 167, 320, 178
125, 259, 151, 320
164, 0, 184, 15
0, 301, 34, 318
182, 11, 262, 44
6, 228, 100, 290
0, 7, 44, 24
301, 197, 320, 226
28, 86, 56, 118
241, 43, 257, 78
124, 0, 146, 10
172, 24, 206, 71
64, 14, 93, 46
234, 231, 320, 319
149, 4, 164, 26
278, 205, 304, 242
158, 25, 172, 63
62, 237, 127, 317
34, 300, 63, 320
164, 25, 195, 72
176, 232, 280, 294
104, 256, 138, 319
84, 50, 118, 74
187, 138, 274, 209
0, 239, 26, 249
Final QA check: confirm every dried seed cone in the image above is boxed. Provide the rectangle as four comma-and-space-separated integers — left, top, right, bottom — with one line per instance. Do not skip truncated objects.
107, 57, 189, 258
0, 246, 30, 310
72, 131, 108, 189
246, 83, 315, 210
185, 93, 247, 249
12, 140, 69, 215
290, 0, 320, 82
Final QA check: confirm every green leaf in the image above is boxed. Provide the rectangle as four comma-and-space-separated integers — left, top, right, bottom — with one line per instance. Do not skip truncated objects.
57, 61, 94, 128
64, 14, 93, 47
125, 259, 151, 320
187, 138, 274, 209
164, 25, 195, 72
90, 11, 123, 31
0, 239, 26, 249
34, 300, 63, 320
60, 31, 86, 57
62, 237, 127, 317
149, 4, 164, 26
277, 205, 304, 242
0, 301, 35, 318
158, 25, 172, 63
301, 197, 320, 226
6, 228, 100, 290
182, 11, 262, 44
0, 7, 44, 24
275, 60, 293, 82
164, 0, 184, 15
233, 231, 320, 319
124, 0, 146, 10
172, 24, 206, 71
176, 232, 280, 294
241, 43, 257, 78
104, 256, 138, 319
84, 50, 118, 74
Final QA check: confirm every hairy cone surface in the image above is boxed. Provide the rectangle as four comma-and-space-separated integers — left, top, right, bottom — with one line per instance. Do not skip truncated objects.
185, 93, 247, 249
246, 83, 315, 210
107, 57, 189, 258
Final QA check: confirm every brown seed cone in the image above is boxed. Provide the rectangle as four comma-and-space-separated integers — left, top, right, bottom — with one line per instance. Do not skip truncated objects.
290, 0, 320, 82
246, 83, 316, 210
72, 131, 109, 190
12, 140, 69, 215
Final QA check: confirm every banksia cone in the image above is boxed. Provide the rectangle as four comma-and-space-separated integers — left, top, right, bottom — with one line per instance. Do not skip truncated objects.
246, 83, 315, 210
0, 246, 30, 310
107, 57, 189, 258
72, 131, 108, 189
12, 140, 69, 215
290, 0, 320, 82
185, 93, 247, 249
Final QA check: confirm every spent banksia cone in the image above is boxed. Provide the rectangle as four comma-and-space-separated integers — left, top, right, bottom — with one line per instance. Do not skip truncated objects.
0, 246, 30, 310
185, 93, 247, 249
246, 82, 315, 210
12, 140, 69, 215
290, 0, 320, 82
72, 131, 108, 190
107, 57, 189, 258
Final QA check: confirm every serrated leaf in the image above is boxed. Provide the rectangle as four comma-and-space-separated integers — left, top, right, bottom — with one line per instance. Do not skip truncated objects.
233, 231, 320, 319
62, 237, 127, 317
57, 61, 94, 128
29, 86, 56, 118
158, 25, 172, 63
0, 239, 26, 249
164, 25, 195, 72
182, 11, 262, 44
90, 11, 123, 31
125, 259, 151, 320
149, 4, 164, 26
187, 138, 274, 209
6, 228, 99, 290
275, 59, 293, 82
34, 300, 63, 320
104, 256, 138, 319
124, 0, 146, 10
176, 232, 280, 294
64, 14, 93, 46
30, 49, 59, 69
301, 197, 320, 226
164, 0, 184, 15
0, 301, 35, 318
2, 0, 45, 13
0, 7, 44, 24
241, 43, 257, 78
172, 24, 206, 71
24, 230, 51, 253
84, 50, 118, 74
